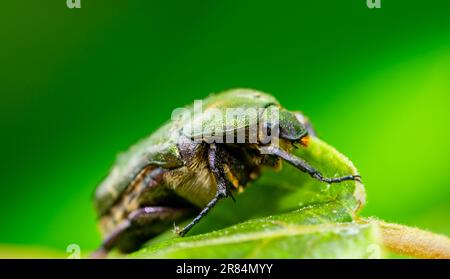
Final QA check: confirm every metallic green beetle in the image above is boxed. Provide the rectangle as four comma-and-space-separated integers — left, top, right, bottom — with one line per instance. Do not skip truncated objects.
92, 89, 360, 256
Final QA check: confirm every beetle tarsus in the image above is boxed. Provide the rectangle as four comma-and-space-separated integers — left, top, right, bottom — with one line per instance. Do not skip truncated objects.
228, 190, 236, 202
313, 173, 361, 183
261, 145, 361, 184
177, 191, 226, 236
173, 223, 183, 235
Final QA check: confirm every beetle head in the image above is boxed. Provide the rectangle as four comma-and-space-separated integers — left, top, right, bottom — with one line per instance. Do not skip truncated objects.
260, 106, 309, 147
278, 109, 309, 146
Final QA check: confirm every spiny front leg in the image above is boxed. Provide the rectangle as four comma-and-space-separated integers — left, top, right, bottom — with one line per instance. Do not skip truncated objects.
260, 145, 361, 183
176, 143, 231, 237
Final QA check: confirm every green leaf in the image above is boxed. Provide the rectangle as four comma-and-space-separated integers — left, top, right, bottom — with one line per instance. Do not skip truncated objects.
131, 203, 380, 259
127, 137, 374, 258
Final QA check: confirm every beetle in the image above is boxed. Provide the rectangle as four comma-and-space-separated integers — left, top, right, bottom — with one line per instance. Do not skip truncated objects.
92, 88, 360, 257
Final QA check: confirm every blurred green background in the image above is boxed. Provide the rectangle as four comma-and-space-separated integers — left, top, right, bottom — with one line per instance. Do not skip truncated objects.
0, 0, 449, 257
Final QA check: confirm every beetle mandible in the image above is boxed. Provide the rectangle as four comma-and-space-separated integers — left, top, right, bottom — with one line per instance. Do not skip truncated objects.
92, 89, 360, 257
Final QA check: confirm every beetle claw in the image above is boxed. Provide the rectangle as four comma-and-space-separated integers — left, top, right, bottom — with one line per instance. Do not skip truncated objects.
173, 223, 182, 235
228, 190, 236, 203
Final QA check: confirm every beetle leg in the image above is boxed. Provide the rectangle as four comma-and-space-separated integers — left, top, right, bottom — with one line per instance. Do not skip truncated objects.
176, 143, 230, 237
91, 206, 193, 258
260, 145, 361, 183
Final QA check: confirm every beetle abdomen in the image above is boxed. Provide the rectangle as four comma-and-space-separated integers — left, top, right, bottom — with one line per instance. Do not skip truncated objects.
164, 155, 217, 208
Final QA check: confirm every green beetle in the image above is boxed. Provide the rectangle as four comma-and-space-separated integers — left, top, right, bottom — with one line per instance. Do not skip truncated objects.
92, 89, 360, 257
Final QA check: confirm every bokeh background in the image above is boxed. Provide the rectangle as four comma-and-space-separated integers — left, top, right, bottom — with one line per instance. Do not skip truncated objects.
0, 0, 449, 257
